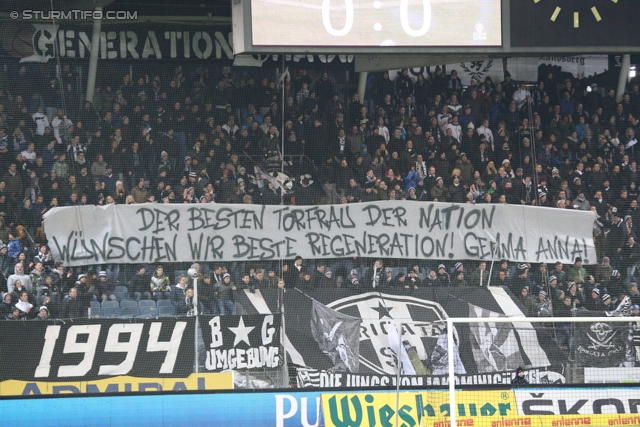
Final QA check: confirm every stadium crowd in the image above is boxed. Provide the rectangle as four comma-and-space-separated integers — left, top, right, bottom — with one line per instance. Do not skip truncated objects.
0, 62, 639, 332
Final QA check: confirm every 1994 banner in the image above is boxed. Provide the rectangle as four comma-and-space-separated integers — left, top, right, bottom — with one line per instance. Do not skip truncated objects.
0, 318, 195, 381
43, 201, 596, 266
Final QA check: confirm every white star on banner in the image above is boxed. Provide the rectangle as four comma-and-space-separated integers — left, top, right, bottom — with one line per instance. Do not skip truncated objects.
228, 316, 255, 347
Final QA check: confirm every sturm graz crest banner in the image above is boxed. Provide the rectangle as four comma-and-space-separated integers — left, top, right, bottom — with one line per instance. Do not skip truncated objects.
234, 287, 566, 378
201, 314, 281, 371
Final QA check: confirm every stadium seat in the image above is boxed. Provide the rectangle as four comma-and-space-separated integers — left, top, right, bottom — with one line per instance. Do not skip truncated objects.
102, 300, 119, 310
392, 267, 407, 278
121, 306, 140, 317
234, 302, 244, 315
139, 306, 158, 317
114, 285, 128, 293
157, 299, 172, 308
89, 301, 102, 317
102, 307, 122, 318
120, 300, 138, 310
158, 305, 176, 316
114, 291, 129, 301
138, 300, 156, 309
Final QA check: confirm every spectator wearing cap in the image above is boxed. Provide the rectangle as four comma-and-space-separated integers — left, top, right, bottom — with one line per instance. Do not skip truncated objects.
282, 256, 305, 286
434, 264, 450, 287
263, 269, 279, 289
585, 287, 603, 311
402, 266, 421, 283
451, 270, 467, 287
406, 268, 421, 287
5, 305, 21, 320
0, 243, 10, 288
535, 290, 553, 317
526, 263, 546, 296
170, 274, 189, 309
551, 261, 567, 287
619, 236, 640, 281
61, 286, 84, 319
34, 272, 56, 305
510, 264, 531, 295
571, 190, 590, 211
623, 214, 636, 240
566, 282, 584, 307
250, 269, 267, 290
517, 286, 534, 316
294, 270, 313, 288
567, 257, 588, 285
150, 265, 171, 300
606, 207, 626, 259
363, 259, 385, 289
35, 305, 50, 320
458, 105, 476, 131
450, 262, 464, 276
420, 268, 436, 286
513, 82, 531, 109
97, 271, 116, 302
431, 176, 448, 202
213, 273, 236, 315
128, 265, 151, 301
554, 293, 575, 353
14, 287, 35, 316
469, 261, 489, 286
197, 273, 217, 310
348, 268, 360, 283
559, 90, 575, 117
311, 262, 326, 285
75, 272, 96, 307
319, 269, 337, 288
222, 116, 239, 140
453, 152, 472, 184
595, 256, 613, 288
628, 282, 640, 306
602, 293, 613, 310
0, 292, 12, 317
346, 275, 360, 289
607, 269, 625, 298
381, 267, 393, 286
7, 263, 33, 295
392, 271, 411, 289
445, 115, 462, 143
130, 177, 148, 204
490, 268, 509, 288
99, 163, 117, 195
447, 176, 467, 203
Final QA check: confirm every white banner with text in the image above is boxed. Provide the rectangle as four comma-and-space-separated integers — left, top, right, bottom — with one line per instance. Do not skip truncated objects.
42, 201, 596, 266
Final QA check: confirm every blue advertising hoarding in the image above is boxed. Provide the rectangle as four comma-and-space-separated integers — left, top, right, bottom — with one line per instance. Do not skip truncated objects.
0, 391, 322, 427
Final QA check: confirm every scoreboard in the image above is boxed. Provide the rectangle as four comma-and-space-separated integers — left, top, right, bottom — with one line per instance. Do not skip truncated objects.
232, 0, 638, 54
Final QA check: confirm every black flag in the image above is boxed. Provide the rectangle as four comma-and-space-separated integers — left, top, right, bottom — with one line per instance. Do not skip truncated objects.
310, 300, 361, 373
